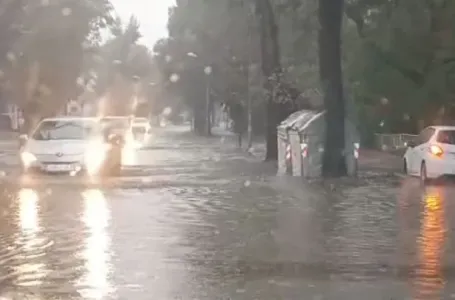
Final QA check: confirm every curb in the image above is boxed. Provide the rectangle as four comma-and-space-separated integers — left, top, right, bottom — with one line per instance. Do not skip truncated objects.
393, 172, 407, 179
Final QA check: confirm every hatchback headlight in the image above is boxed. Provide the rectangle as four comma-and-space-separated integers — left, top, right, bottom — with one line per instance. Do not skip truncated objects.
84, 142, 109, 175
21, 151, 37, 168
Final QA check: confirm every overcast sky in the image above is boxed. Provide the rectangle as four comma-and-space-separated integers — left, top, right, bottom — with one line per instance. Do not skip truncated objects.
109, 0, 175, 48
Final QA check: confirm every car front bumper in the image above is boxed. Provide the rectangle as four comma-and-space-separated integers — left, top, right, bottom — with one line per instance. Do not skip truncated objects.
25, 157, 86, 174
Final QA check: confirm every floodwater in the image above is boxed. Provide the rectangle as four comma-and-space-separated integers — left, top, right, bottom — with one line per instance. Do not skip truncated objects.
0, 127, 454, 299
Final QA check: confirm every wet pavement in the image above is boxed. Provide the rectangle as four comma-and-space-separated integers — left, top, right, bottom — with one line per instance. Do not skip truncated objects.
0, 126, 454, 299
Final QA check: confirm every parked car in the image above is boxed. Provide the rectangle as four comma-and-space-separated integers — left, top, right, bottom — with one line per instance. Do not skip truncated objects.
404, 126, 455, 183
19, 117, 123, 176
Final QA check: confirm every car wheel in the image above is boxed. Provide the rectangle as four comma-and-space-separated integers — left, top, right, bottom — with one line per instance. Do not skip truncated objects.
420, 162, 428, 185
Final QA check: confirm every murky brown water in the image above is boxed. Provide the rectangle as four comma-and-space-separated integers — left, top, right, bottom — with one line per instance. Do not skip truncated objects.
0, 127, 455, 299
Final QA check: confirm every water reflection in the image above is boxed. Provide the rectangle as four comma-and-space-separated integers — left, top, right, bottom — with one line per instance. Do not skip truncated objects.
13, 188, 47, 286
18, 189, 39, 235
413, 187, 446, 300
78, 189, 113, 299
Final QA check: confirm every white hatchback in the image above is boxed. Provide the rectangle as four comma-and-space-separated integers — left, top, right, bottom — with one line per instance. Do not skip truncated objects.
404, 126, 455, 182
19, 117, 122, 175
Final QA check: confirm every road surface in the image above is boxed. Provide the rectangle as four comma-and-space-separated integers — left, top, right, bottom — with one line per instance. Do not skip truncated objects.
0, 126, 454, 299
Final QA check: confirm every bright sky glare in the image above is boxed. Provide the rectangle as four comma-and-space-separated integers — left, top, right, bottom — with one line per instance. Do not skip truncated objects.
109, 0, 175, 48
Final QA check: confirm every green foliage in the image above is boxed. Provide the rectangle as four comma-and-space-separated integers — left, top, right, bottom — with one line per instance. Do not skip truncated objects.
346, 0, 455, 132
0, 0, 113, 123
94, 16, 156, 115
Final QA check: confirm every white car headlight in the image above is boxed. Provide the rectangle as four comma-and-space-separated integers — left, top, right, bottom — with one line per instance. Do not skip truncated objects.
20, 151, 37, 167
84, 142, 109, 175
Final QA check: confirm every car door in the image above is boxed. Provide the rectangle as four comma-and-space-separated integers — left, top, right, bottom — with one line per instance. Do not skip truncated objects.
408, 128, 435, 173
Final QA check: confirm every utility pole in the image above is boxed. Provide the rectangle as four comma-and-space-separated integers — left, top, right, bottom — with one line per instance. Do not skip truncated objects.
246, 4, 254, 150
204, 66, 212, 136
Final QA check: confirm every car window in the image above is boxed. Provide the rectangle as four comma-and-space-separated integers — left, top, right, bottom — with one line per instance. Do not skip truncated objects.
436, 130, 455, 144
31, 120, 99, 140
101, 118, 130, 130
416, 128, 435, 145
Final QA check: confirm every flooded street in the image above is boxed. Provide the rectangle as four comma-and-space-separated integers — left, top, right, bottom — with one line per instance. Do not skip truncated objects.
0, 127, 455, 299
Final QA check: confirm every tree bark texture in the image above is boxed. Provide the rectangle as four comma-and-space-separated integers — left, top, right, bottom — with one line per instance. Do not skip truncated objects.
318, 0, 347, 177
255, 0, 287, 161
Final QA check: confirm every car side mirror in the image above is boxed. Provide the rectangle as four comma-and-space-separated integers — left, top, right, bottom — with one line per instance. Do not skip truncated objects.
406, 140, 416, 148
19, 134, 28, 148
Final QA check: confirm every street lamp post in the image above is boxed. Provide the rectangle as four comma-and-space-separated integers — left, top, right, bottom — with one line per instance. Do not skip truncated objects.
204, 66, 212, 136
246, 3, 255, 150
185, 52, 212, 135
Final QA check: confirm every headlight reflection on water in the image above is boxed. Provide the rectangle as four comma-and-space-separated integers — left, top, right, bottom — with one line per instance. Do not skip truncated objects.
77, 189, 113, 299
13, 188, 48, 287
413, 187, 446, 300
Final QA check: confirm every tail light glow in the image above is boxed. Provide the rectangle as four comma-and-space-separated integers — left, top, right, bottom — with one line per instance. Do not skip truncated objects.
286, 144, 291, 161
300, 143, 308, 158
430, 145, 443, 157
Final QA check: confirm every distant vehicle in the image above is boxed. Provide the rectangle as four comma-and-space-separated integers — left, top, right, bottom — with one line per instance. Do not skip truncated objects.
100, 115, 135, 144
19, 117, 123, 176
133, 117, 149, 125
404, 126, 455, 183
132, 117, 152, 146
0, 114, 12, 131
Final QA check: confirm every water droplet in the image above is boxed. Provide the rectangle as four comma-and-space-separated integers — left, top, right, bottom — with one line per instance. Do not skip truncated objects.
169, 73, 179, 83
0, 171, 6, 177
61, 7, 72, 16
244, 180, 251, 187
6, 52, 15, 62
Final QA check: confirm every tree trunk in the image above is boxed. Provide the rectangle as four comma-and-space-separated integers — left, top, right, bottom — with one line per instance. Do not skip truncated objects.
319, 0, 347, 177
255, 0, 286, 161
193, 102, 206, 135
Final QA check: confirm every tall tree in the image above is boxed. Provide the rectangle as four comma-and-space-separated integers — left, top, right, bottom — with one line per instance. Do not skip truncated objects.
94, 16, 155, 116
1, 0, 113, 130
255, 0, 300, 161
319, 0, 347, 177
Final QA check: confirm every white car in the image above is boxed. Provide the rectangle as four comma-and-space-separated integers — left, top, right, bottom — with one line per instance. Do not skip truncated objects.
132, 118, 152, 146
404, 126, 455, 182
19, 117, 122, 176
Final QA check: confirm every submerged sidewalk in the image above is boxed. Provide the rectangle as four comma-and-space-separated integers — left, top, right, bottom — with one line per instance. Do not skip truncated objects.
211, 127, 403, 175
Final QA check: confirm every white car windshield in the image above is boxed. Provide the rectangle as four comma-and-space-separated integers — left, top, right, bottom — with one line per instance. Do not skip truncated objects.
101, 118, 130, 130
31, 120, 99, 140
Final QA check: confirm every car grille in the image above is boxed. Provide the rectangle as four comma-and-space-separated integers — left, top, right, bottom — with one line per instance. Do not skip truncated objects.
35, 153, 82, 163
